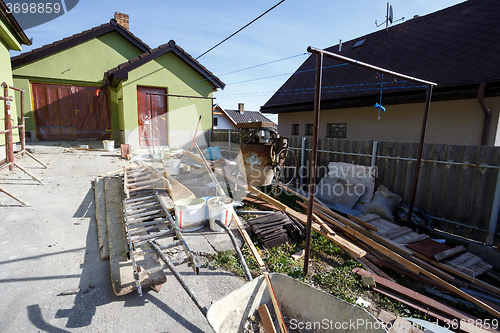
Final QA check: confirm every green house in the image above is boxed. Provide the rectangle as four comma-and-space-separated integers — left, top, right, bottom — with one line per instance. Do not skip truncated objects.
11, 17, 224, 149
0, 0, 30, 161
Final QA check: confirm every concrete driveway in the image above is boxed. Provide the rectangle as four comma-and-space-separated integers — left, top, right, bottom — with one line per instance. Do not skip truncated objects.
0, 141, 245, 332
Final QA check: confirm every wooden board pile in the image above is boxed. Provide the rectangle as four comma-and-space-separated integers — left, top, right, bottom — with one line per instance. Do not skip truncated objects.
247, 211, 304, 248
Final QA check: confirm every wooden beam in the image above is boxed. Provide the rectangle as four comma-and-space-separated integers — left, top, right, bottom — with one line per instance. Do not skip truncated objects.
258, 304, 277, 333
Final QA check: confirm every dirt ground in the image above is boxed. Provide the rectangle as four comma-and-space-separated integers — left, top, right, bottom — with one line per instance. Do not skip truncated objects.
0, 141, 246, 332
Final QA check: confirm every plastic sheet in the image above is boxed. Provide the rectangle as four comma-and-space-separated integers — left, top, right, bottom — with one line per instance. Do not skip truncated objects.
32, 83, 111, 140
137, 86, 168, 147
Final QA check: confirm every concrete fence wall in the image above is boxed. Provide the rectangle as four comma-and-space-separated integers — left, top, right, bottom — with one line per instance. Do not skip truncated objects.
211, 129, 500, 244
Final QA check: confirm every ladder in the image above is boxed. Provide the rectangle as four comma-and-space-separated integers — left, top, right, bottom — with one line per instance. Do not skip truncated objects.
122, 164, 199, 296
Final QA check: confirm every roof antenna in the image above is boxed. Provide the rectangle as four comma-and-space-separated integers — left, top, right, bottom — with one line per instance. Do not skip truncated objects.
375, 2, 404, 31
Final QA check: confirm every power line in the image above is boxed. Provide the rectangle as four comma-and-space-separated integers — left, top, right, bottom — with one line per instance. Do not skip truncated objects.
196, 0, 286, 59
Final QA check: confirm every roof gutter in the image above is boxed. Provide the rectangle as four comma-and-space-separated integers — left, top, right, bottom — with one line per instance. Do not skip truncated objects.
477, 82, 491, 146
0, 1, 31, 45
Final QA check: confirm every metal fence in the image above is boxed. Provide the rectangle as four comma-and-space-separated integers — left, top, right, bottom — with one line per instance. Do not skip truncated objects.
211, 129, 500, 244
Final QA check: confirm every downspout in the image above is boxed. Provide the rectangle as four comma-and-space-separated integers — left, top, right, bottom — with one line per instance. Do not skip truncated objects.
477, 82, 491, 146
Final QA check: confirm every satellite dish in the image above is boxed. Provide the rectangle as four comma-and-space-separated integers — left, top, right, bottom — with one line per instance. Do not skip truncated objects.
389, 5, 394, 23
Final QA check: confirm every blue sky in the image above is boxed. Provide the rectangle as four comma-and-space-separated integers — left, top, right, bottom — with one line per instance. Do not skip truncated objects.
12, 0, 463, 118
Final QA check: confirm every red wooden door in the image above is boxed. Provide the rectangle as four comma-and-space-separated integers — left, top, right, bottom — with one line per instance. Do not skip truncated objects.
32, 83, 110, 140
137, 86, 168, 146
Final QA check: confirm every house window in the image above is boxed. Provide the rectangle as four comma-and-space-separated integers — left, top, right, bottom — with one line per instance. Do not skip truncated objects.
305, 124, 313, 135
292, 124, 299, 135
213, 117, 218, 126
327, 123, 347, 138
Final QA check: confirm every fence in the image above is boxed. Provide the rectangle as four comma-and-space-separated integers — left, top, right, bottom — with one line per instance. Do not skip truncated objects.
211, 129, 500, 245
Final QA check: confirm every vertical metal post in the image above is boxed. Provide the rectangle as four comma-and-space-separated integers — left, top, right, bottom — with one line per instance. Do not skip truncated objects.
371, 141, 378, 168
299, 137, 306, 189
303, 53, 323, 276
487, 169, 500, 245
407, 85, 433, 223
3, 83, 14, 171
228, 129, 231, 153
20, 89, 25, 156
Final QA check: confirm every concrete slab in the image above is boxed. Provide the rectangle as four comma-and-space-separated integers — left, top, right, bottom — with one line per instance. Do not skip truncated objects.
0, 141, 245, 332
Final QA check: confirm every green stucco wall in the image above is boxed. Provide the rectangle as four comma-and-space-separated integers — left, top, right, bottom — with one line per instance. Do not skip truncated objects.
0, 38, 20, 147
12, 31, 145, 134
118, 52, 214, 148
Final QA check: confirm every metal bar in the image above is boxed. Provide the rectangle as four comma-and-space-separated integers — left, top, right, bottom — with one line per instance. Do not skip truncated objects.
371, 141, 378, 167
22, 150, 48, 168
486, 169, 500, 245
131, 228, 175, 242
300, 137, 306, 189
127, 209, 163, 219
146, 92, 215, 100
124, 194, 156, 203
134, 241, 182, 257
228, 129, 231, 153
407, 85, 433, 224
20, 89, 25, 155
215, 219, 253, 281
148, 240, 208, 316
13, 161, 44, 184
307, 46, 437, 86
128, 218, 169, 229
304, 52, 323, 276
0, 186, 30, 206
3, 83, 14, 171
127, 213, 165, 223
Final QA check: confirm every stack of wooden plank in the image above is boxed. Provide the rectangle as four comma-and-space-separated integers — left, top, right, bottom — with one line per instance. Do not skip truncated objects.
247, 211, 304, 248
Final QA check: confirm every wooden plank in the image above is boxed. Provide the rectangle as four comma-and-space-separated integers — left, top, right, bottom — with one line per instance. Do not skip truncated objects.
434, 245, 466, 261
391, 232, 428, 245
413, 252, 500, 296
354, 268, 495, 333
264, 274, 288, 333
258, 304, 277, 333
348, 214, 379, 231
94, 178, 109, 260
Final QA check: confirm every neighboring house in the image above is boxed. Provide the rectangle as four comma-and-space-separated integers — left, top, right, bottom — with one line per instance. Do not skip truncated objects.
0, 0, 31, 160
261, 0, 500, 146
11, 13, 224, 149
213, 103, 275, 130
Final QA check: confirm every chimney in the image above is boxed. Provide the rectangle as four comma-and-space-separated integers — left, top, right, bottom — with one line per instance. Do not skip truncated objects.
238, 103, 244, 114
114, 12, 129, 30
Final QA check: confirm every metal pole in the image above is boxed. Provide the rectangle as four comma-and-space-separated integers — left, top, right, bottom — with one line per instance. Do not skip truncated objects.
228, 129, 231, 153
407, 85, 433, 223
20, 89, 25, 155
303, 53, 323, 276
487, 169, 500, 245
3, 83, 14, 171
307, 47, 437, 86
300, 137, 306, 189
371, 141, 378, 167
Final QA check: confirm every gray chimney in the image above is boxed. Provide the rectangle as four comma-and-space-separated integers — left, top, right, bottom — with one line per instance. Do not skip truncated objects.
238, 103, 244, 114
114, 12, 129, 30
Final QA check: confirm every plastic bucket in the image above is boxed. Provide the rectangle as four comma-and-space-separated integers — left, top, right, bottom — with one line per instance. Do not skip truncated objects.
103, 140, 115, 152
164, 158, 181, 175
207, 196, 234, 232
174, 198, 206, 232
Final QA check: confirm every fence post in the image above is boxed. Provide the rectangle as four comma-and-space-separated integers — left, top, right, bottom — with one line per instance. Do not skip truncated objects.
371, 141, 378, 167
299, 137, 306, 189
228, 130, 231, 153
487, 169, 500, 245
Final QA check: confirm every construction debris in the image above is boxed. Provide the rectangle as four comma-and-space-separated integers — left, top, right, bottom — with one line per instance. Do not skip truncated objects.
247, 211, 304, 249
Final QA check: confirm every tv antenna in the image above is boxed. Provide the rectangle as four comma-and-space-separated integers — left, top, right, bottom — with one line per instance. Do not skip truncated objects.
375, 2, 404, 31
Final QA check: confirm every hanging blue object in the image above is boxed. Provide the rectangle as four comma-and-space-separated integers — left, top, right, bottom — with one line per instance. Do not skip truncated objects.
374, 74, 386, 119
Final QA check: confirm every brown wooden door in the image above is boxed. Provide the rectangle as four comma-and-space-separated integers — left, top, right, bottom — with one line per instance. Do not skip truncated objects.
137, 86, 168, 146
32, 83, 110, 140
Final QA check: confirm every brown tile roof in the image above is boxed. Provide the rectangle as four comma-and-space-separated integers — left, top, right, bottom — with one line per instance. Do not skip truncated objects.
11, 19, 150, 69
261, 0, 500, 113
104, 40, 225, 90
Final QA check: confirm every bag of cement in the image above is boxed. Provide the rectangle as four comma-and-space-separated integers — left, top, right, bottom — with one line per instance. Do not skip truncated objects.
364, 185, 402, 222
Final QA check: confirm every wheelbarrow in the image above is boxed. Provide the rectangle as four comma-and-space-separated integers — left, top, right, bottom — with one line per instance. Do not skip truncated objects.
148, 220, 385, 333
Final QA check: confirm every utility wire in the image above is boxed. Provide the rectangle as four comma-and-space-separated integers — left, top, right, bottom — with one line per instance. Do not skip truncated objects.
196, 0, 285, 59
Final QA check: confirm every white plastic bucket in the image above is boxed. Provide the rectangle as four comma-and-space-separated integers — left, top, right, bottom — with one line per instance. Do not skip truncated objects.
174, 198, 206, 232
207, 196, 234, 232
103, 140, 115, 152
164, 158, 181, 175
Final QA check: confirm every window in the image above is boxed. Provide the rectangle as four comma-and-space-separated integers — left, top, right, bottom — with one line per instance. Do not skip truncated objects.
326, 123, 347, 138
305, 124, 313, 135
292, 124, 299, 135
213, 117, 218, 126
